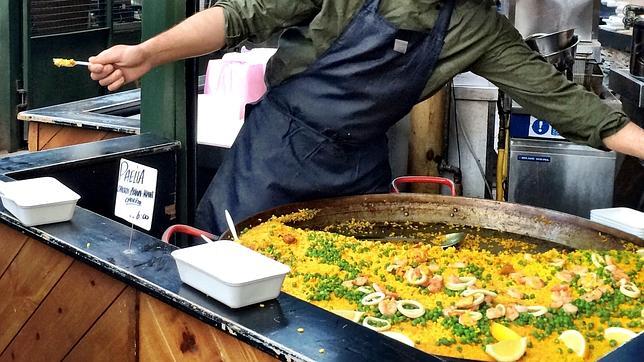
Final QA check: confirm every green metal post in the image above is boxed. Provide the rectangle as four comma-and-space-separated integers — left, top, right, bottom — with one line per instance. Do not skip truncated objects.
140, 1, 190, 225
0, 0, 22, 152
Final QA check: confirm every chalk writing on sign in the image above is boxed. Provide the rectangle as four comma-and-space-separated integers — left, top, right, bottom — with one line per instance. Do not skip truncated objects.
114, 159, 158, 231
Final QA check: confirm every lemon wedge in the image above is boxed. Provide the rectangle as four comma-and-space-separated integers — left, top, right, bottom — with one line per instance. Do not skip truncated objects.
331, 310, 364, 323
490, 322, 522, 341
559, 330, 587, 358
604, 327, 637, 346
485, 337, 528, 362
381, 331, 415, 347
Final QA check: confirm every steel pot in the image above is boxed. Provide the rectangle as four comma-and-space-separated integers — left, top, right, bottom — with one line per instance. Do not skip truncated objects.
224, 194, 642, 250
525, 28, 576, 57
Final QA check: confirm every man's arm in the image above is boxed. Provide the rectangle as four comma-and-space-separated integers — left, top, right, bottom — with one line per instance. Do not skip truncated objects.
603, 122, 644, 159
470, 14, 636, 153
89, 7, 225, 91
89, 1, 321, 91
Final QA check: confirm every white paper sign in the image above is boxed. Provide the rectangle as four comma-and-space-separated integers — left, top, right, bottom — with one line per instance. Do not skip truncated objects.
114, 159, 158, 230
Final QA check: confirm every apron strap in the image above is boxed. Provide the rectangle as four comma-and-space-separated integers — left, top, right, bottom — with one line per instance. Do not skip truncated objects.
364, 0, 382, 13
432, 0, 455, 37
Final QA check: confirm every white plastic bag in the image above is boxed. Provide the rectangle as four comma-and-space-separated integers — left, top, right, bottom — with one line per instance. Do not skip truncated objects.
198, 48, 276, 147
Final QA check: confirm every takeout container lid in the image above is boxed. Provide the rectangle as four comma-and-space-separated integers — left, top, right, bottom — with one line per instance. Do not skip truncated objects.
0, 177, 80, 208
0, 177, 80, 227
590, 208, 644, 238
172, 240, 290, 286
171, 240, 290, 308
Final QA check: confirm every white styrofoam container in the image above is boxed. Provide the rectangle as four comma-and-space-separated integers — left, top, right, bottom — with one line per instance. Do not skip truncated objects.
0, 177, 81, 227
590, 207, 644, 238
171, 239, 290, 308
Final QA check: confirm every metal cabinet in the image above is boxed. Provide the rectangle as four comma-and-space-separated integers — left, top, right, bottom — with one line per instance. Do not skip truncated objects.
508, 138, 616, 218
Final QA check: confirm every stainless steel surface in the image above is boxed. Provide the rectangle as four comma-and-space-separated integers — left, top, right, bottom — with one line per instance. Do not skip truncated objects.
609, 68, 644, 108
525, 28, 575, 56
543, 36, 580, 77
576, 40, 602, 63
17, 89, 141, 134
508, 138, 616, 218
224, 194, 642, 250
16, 76, 206, 134
448, 73, 498, 198
441, 232, 465, 248
353, 231, 465, 248
505, 0, 599, 42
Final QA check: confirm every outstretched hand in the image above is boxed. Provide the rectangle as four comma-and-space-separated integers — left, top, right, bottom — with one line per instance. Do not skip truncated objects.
88, 45, 151, 91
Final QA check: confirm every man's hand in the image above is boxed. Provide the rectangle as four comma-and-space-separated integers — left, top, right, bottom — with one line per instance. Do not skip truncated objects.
89, 45, 151, 91
603, 121, 644, 159
88, 7, 226, 92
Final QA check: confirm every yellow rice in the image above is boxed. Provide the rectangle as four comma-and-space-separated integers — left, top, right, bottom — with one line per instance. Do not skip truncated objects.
238, 214, 643, 361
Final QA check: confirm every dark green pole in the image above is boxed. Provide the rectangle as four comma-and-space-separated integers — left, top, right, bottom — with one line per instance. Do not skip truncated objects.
140, 0, 192, 226
0, 0, 22, 152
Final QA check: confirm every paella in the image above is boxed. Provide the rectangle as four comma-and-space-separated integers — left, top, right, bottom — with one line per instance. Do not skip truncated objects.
236, 211, 643, 361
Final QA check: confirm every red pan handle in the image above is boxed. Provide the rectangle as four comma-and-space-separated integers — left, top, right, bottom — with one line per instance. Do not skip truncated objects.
161, 224, 216, 244
390, 176, 457, 196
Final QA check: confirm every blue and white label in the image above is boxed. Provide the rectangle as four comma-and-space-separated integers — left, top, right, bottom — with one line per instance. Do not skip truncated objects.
531, 119, 550, 135
528, 116, 564, 139
518, 155, 551, 163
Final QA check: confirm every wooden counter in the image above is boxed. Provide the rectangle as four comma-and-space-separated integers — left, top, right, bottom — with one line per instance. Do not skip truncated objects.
0, 135, 435, 362
0, 224, 274, 362
18, 90, 140, 151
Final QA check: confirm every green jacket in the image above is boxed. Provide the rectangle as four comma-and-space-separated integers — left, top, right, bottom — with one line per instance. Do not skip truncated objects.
216, 0, 628, 148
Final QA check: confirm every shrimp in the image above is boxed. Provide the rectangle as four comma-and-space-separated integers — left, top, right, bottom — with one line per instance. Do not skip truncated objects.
373, 283, 399, 299
581, 288, 603, 302
549, 258, 565, 268
562, 303, 578, 314
378, 298, 398, 316
570, 265, 588, 275
486, 304, 506, 319
456, 295, 475, 309
524, 276, 545, 290
509, 272, 526, 284
505, 304, 519, 321
506, 288, 524, 300
405, 267, 428, 285
500, 263, 515, 275
353, 276, 369, 286
550, 284, 572, 308
610, 268, 630, 283
555, 270, 574, 283
427, 275, 443, 293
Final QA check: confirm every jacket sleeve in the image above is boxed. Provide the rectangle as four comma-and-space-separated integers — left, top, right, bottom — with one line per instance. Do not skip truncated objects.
215, 0, 322, 47
470, 13, 629, 149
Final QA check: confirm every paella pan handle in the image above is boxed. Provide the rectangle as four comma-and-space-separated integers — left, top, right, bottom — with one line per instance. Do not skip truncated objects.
390, 176, 457, 196
161, 224, 217, 244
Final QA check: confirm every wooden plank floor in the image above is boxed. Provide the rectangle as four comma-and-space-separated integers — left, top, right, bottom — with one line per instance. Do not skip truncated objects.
0, 238, 73, 353
0, 223, 277, 362
64, 287, 137, 362
139, 293, 276, 362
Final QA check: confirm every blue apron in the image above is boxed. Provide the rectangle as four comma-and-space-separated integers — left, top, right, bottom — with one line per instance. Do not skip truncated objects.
196, 0, 455, 234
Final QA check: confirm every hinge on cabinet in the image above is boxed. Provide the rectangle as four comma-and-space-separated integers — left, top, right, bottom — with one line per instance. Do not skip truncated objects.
16, 80, 27, 111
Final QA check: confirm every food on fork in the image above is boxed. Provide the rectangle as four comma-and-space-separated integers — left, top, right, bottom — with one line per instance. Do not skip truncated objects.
52, 58, 77, 67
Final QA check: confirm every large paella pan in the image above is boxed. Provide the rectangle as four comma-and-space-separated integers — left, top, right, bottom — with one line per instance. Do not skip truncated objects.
220, 194, 642, 361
